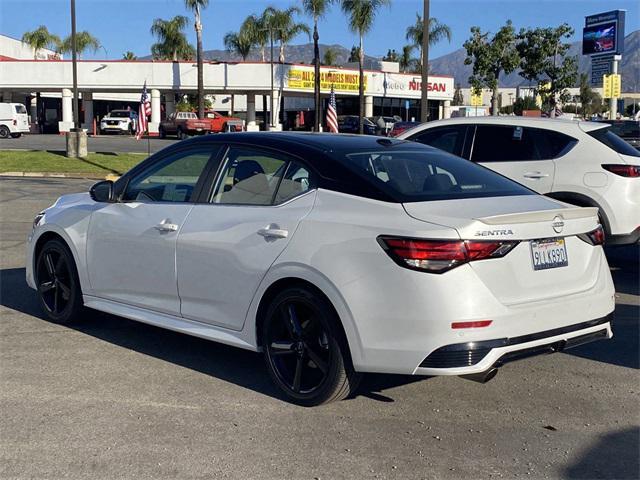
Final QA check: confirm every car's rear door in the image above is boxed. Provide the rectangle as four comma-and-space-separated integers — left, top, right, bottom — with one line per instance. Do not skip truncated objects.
86, 145, 219, 315
176, 145, 316, 330
468, 124, 573, 193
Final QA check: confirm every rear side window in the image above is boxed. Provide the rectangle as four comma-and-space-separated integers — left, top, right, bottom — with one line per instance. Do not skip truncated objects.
588, 127, 640, 157
410, 125, 467, 157
342, 148, 533, 202
471, 125, 575, 162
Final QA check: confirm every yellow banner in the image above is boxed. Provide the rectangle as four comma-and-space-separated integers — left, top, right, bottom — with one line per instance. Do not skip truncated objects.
470, 93, 482, 106
288, 69, 366, 92
603, 74, 612, 98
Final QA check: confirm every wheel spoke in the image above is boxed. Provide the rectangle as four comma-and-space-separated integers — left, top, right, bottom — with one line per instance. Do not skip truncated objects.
292, 356, 303, 392
53, 286, 59, 313
39, 280, 55, 293
44, 253, 55, 277
306, 345, 328, 374
287, 304, 303, 338
58, 281, 71, 300
271, 340, 295, 351
54, 255, 66, 275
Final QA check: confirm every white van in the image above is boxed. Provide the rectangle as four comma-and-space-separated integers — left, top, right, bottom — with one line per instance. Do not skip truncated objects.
0, 103, 30, 139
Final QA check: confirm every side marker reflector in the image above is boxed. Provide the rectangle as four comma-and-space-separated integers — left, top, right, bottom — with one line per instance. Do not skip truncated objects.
451, 320, 493, 329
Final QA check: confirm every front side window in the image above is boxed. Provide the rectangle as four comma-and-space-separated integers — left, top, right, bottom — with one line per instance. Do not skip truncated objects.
410, 125, 467, 156
471, 125, 575, 162
342, 148, 533, 202
122, 148, 216, 202
14, 105, 27, 114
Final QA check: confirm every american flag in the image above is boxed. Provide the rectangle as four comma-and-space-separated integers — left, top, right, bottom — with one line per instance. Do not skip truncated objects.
135, 81, 151, 140
326, 84, 338, 133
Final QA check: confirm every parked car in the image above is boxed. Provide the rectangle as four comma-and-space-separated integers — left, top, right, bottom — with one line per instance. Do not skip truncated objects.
388, 121, 421, 137
99, 110, 138, 135
0, 102, 30, 139
27, 133, 614, 405
159, 111, 211, 139
597, 120, 640, 150
205, 110, 244, 133
369, 116, 398, 136
399, 117, 640, 245
338, 115, 376, 135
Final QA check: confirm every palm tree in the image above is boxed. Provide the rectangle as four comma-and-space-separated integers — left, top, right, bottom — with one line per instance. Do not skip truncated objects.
122, 51, 137, 60
399, 44, 417, 72
59, 31, 100, 58
303, 0, 334, 131
223, 32, 252, 60
341, 0, 391, 133
184, 0, 209, 119
241, 14, 268, 61
405, 14, 451, 69
150, 16, 194, 61
21, 26, 61, 59
322, 47, 338, 66
263, 6, 310, 63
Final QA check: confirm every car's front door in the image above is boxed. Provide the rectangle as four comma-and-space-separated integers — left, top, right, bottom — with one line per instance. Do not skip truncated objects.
176, 145, 316, 330
86, 146, 218, 315
468, 124, 561, 193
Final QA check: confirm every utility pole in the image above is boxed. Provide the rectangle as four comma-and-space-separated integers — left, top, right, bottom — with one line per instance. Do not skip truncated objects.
420, 0, 430, 122
70, 0, 79, 130
610, 55, 620, 120
313, 12, 321, 132
269, 28, 274, 129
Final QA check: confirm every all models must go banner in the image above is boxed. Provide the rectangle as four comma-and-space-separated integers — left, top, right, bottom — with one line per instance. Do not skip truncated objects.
287, 69, 367, 92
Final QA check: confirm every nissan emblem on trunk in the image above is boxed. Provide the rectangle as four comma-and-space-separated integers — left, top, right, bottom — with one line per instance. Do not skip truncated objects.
552, 215, 565, 234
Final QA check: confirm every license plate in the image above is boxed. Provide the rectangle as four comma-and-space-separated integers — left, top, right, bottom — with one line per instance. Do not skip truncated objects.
530, 238, 568, 271
196, 128, 202, 131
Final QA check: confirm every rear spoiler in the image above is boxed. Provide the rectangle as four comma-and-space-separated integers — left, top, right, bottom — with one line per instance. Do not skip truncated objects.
478, 207, 599, 225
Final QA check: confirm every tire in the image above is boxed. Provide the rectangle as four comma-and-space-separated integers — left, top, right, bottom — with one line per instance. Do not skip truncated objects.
128, 124, 134, 136
0, 125, 10, 139
159, 126, 166, 139
35, 239, 84, 324
178, 127, 187, 140
262, 286, 361, 406
10, 132, 22, 138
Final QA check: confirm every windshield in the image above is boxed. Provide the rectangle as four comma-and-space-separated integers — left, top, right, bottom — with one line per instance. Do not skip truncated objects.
589, 126, 640, 157
108, 111, 130, 118
14, 105, 27, 114
342, 147, 534, 202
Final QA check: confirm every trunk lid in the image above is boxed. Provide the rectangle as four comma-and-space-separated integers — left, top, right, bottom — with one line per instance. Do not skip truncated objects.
403, 195, 602, 305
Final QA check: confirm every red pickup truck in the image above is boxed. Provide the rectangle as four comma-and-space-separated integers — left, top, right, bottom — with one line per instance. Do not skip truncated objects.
159, 112, 211, 139
205, 110, 244, 133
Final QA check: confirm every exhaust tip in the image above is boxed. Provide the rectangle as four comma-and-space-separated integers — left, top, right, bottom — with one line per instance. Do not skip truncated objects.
460, 367, 498, 384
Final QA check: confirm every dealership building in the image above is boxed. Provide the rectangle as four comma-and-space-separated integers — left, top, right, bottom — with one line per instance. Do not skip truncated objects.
1, 34, 455, 134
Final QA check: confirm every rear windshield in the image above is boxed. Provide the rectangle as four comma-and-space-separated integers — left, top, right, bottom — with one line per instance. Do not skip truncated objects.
109, 111, 130, 118
14, 105, 27, 114
342, 147, 534, 202
599, 121, 639, 137
588, 126, 640, 157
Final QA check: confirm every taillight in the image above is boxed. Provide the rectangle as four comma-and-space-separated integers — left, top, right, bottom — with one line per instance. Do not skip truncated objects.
13, 119, 17, 126
578, 225, 605, 246
602, 164, 640, 177
378, 236, 519, 273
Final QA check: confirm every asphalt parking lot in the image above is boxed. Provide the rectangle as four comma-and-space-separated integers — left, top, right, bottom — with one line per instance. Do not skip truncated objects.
1, 177, 638, 480
0, 133, 178, 154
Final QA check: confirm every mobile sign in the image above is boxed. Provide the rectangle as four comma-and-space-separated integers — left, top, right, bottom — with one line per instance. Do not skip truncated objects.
582, 10, 625, 56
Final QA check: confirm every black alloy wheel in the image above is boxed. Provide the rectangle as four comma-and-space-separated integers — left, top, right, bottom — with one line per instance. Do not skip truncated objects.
35, 239, 84, 324
263, 287, 361, 406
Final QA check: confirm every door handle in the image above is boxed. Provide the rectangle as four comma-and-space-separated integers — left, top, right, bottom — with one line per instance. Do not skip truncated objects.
523, 172, 549, 179
257, 225, 289, 239
154, 219, 178, 232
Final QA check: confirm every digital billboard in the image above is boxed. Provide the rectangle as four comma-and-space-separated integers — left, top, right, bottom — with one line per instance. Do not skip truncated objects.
582, 22, 617, 55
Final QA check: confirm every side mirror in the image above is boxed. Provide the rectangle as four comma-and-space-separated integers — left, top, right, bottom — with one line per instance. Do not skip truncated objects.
89, 180, 114, 202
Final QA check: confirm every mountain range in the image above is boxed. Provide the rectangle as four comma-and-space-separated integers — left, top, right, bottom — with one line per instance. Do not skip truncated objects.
155, 30, 639, 92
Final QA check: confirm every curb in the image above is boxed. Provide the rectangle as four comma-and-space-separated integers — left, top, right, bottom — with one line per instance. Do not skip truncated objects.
0, 172, 120, 181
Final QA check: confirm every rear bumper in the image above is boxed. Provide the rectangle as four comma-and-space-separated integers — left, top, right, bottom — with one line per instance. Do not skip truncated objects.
417, 314, 612, 374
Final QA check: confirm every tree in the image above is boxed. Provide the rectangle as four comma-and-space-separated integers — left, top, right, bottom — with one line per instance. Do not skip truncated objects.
303, 0, 334, 132
512, 96, 539, 116
341, 0, 391, 134
452, 83, 464, 106
59, 31, 100, 58
21, 26, 61, 59
463, 21, 520, 116
383, 49, 399, 62
322, 47, 338, 66
150, 16, 194, 61
122, 51, 137, 60
579, 73, 604, 118
263, 6, 310, 63
347, 45, 360, 63
241, 14, 268, 61
405, 13, 451, 69
223, 31, 252, 60
397, 44, 417, 73
185, 0, 209, 119
516, 24, 578, 118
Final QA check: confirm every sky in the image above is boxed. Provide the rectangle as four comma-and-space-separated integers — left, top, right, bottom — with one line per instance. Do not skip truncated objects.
1, 0, 638, 61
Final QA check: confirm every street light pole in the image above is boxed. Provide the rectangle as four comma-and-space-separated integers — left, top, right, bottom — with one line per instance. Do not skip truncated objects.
70, 0, 79, 130
420, 0, 430, 122
269, 28, 274, 129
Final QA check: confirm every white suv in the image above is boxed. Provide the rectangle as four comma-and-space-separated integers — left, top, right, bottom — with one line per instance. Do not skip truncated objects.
100, 110, 138, 135
399, 117, 640, 245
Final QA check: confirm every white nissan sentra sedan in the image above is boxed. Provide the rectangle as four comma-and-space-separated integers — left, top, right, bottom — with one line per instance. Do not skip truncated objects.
26, 133, 615, 406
